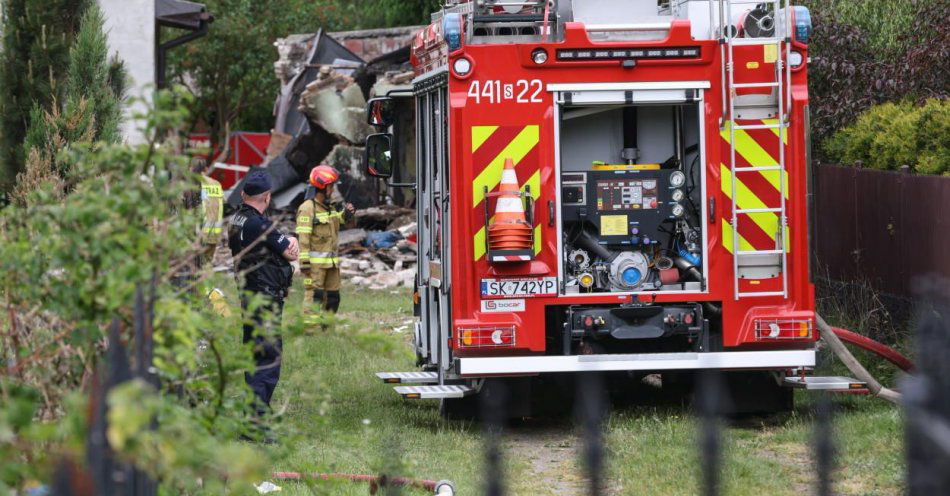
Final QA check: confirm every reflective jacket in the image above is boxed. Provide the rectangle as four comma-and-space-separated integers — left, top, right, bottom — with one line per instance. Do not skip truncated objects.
296, 198, 346, 268
199, 176, 224, 246
228, 203, 294, 298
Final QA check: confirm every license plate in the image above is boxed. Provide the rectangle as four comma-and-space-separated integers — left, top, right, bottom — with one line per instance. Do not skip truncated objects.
481, 277, 557, 298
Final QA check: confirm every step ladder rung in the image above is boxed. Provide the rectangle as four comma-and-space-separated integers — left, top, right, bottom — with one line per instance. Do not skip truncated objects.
736, 250, 784, 256
733, 166, 783, 172
376, 371, 439, 384
736, 291, 786, 298
735, 207, 782, 214
732, 82, 780, 89
393, 385, 474, 399
729, 37, 784, 47
783, 376, 868, 391
733, 123, 783, 130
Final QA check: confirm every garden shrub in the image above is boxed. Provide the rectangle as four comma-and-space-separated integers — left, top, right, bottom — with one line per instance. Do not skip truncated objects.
824, 98, 949, 175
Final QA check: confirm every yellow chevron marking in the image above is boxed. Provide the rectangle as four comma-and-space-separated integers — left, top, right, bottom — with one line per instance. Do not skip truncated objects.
761, 118, 789, 144
722, 220, 755, 254
472, 125, 539, 207
720, 164, 779, 245
522, 169, 540, 201
474, 225, 486, 260
721, 122, 789, 199
471, 125, 499, 153
534, 224, 542, 255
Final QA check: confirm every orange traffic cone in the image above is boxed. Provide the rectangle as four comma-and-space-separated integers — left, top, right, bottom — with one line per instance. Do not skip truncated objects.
488, 158, 533, 252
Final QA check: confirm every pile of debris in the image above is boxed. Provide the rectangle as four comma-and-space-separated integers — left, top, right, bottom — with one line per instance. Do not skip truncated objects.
338, 206, 417, 289
210, 206, 418, 290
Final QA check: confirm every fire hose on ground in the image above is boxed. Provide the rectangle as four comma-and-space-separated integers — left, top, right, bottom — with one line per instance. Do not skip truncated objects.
816, 314, 909, 405
269, 472, 455, 495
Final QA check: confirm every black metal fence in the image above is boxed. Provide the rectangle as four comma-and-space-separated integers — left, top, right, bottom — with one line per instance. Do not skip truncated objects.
60, 277, 950, 495
472, 276, 949, 496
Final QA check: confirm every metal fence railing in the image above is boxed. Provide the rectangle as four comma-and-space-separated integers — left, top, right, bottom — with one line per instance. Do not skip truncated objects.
59, 277, 950, 495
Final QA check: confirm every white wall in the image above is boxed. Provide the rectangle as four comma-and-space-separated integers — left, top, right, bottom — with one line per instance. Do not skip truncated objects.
99, 0, 155, 145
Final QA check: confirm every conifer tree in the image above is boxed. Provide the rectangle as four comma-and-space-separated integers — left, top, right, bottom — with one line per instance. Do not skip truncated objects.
13, 3, 126, 205
0, 0, 90, 196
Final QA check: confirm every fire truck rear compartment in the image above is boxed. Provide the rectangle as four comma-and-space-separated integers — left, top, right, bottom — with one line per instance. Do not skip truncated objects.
557, 101, 707, 296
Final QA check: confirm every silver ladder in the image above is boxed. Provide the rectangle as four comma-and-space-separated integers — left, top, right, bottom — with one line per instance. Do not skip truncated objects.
719, 0, 793, 300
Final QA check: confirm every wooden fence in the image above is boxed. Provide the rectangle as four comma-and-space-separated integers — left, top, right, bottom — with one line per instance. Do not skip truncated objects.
813, 165, 950, 298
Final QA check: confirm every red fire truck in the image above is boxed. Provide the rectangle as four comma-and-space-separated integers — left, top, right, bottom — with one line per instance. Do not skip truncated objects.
364, 0, 840, 417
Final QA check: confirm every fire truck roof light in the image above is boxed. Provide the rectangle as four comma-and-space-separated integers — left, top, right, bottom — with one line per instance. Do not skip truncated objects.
443, 13, 463, 52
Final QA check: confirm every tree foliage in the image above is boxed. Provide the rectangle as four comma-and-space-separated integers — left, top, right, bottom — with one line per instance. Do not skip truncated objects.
0, 89, 280, 494
802, 0, 949, 153
12, 4, 127, 206
0, 0, 91, 197
169, 0, 440, 147
825, 98, 950, 175
167, 0, 322, 147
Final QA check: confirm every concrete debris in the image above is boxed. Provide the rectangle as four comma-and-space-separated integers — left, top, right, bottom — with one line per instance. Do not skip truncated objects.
324, 144, 376, 204
273, 33, 316, 84
355, 205, 415, 230
338, 228, 368, 246
336, 206, 417, 289
370, 70, 415, 98
298, 67, 372, 145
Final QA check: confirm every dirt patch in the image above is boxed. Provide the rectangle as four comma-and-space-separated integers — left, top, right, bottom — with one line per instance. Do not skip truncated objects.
753, 441, 813, 494
505, 426, 589, 496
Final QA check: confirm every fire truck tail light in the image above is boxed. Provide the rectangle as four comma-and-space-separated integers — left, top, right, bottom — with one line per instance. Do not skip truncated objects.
755, 319, 813, 340
458, 326, 516, 348
452, 57, 473, 78
789, 50, 804, 68
531, 48, 548, 65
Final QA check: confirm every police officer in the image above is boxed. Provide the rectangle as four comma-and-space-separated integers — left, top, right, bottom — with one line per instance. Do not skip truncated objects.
228, 170, 299, 414
295, 165, 353, 325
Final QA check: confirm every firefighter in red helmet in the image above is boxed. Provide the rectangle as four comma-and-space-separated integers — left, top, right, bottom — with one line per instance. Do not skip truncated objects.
295, 165, 354, 326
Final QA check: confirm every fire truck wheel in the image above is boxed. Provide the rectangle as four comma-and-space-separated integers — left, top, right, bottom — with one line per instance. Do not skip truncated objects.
439, 378, 533, 420
439, 395, 480, 421
720, 371, 793, 415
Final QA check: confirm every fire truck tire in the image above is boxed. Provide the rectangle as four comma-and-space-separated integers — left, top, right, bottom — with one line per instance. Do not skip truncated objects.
439, 378, 533, 420
439, 395, 480, 421
720, 371, 793, 415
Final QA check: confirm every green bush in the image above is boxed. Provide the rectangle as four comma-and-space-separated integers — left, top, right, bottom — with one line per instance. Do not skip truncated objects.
0, 89, 273, 494
915, 99, 950, 175
824, 98, 950, 175
803, 0, 918, 59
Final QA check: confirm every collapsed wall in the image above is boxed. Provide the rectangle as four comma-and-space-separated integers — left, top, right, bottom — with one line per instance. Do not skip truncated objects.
227, 27, 420, 213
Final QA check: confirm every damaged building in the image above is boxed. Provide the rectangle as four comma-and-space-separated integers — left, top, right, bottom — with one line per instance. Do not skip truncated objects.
226, 26, 420, 213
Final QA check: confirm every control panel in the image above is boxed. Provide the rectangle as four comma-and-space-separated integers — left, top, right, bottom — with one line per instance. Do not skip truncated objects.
561, 169, 683, 245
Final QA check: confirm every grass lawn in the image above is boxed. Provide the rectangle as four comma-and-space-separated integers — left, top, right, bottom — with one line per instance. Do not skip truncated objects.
248, 282, 905, 495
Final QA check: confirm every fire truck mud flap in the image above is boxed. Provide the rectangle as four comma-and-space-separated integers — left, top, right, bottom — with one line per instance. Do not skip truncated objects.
455, 350, 815, 375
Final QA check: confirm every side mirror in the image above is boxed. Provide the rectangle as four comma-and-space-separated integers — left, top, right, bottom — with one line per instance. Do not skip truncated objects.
366, 97, 395, 127
365, 133, 394, 178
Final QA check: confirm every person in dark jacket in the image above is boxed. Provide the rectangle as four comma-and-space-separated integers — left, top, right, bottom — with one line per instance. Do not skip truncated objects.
228, 170, 298, 415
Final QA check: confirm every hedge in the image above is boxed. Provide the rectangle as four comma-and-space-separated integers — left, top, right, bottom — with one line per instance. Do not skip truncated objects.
824, 98, 950, 175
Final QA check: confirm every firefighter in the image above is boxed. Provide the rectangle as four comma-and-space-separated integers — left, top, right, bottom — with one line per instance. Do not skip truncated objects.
174, 158, 224, 295
194, 157, 224, 267
228, 170, 299, 416
295, 165, 354, 325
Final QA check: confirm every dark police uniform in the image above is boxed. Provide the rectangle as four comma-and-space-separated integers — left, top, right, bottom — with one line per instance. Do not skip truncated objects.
228, 199, 294, 412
